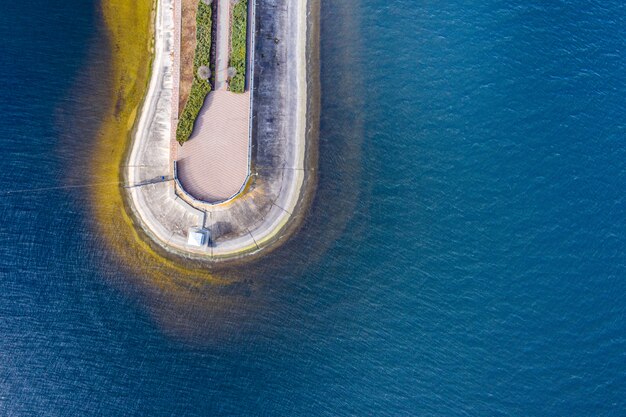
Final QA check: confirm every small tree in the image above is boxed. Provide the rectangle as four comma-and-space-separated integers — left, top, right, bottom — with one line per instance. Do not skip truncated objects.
197, 65, 211, 81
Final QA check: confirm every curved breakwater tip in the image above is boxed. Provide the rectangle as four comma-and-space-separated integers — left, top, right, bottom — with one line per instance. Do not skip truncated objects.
92, 0, 319, 280
124, 0, 317, 264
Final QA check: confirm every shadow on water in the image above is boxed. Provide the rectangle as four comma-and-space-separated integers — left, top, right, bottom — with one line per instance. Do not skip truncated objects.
58, 0, 368, 346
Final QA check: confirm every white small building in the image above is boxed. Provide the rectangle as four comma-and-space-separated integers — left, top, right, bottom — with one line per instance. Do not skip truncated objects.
187, 228, 209, 247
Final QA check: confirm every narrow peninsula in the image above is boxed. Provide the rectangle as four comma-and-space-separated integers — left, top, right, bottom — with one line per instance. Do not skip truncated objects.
125, 0, 317, 261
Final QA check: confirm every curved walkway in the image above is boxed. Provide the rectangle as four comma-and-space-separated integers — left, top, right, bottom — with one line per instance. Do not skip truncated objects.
176, 90, 250, 202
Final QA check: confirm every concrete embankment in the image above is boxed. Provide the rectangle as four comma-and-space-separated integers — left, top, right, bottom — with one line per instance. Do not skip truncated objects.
125, 0, 318, 262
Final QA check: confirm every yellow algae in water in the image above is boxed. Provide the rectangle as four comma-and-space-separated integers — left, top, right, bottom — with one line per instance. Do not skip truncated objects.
93, 0, 227, 285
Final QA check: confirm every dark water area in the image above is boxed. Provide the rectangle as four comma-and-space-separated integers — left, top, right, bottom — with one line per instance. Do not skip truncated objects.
1, 0, 625, 415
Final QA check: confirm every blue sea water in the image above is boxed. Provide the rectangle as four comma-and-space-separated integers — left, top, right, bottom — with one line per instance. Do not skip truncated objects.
1, 0, 625, 415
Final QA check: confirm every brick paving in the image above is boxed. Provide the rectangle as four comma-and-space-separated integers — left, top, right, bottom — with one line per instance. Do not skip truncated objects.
176, 90, 250, 202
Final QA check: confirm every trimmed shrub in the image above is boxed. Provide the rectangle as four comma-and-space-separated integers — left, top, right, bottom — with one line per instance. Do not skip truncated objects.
197, 65, 211, 80
228, 0, 247, 93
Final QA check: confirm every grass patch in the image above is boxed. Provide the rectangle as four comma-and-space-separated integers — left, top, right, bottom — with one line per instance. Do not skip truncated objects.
176, 1, 213, 144
228, 0, 248, 93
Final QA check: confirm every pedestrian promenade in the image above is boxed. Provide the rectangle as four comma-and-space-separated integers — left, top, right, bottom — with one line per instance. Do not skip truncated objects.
176, 90, 250, 202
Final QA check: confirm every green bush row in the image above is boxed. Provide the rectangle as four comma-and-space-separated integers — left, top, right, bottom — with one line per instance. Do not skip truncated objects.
229, 0, 248, 93
176, 1, 213, 144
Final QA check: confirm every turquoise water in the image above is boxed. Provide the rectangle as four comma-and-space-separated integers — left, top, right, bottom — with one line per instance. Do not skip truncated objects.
1, 0, 625, 415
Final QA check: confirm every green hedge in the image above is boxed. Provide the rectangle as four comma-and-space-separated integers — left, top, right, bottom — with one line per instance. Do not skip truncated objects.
176, 1, 213, 144
229, 0, 248, 93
